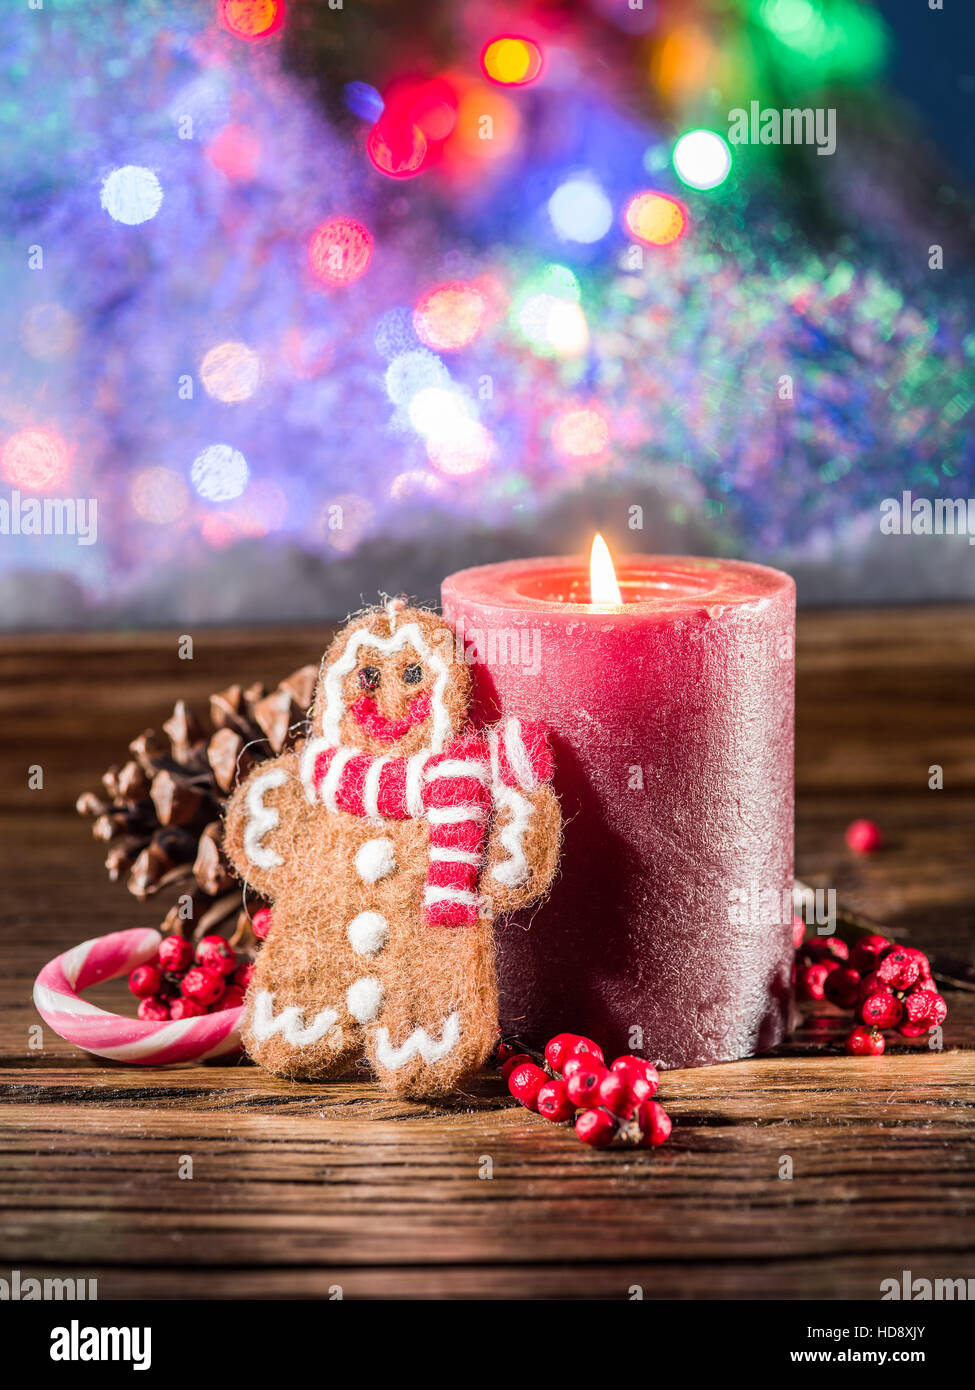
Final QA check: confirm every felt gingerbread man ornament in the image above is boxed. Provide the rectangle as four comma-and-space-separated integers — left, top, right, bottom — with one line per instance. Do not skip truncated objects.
223, 600, 561, 1097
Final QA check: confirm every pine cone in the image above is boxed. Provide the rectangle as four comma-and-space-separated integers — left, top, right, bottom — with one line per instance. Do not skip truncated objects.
77, 664, 318, 944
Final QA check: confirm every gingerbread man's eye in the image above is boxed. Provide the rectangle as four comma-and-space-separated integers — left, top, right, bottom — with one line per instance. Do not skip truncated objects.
402, 663, 423, 685
358, 666, 381, 691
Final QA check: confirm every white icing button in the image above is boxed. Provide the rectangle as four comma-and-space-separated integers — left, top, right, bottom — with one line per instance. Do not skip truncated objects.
354, 837, 396, 884
346, 976, 383, 1024
347, 911, 389, 957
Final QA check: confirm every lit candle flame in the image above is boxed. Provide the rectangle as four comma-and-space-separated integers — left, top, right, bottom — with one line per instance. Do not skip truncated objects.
590, 533, 622, 604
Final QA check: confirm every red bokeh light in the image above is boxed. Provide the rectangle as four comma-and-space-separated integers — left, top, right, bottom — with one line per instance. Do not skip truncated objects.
308, 217, 373, 289
403, 78, 458, 142
413, 282, 487, 351
367, 116, 428, 179
205, 124, 260, 181
218, 0, 284, 40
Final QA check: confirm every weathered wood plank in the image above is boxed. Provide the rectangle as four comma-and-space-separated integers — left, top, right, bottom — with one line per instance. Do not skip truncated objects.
1, 609, 974, 1299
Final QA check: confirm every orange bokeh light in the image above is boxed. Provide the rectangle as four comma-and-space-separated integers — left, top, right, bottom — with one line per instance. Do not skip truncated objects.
308, 217, 373, 288
413, 282, 487, 352
218, 0, 284, 40
481, 36, 542, 87
445, 82, 521, 169
1, 427, 71, 492
624, 191, 687, 247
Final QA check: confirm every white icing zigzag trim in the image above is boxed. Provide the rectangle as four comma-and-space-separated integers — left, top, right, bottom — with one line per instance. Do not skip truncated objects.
320, 620, 452, 753
249, 990, 341, 1047
300, 736, 331, 804
374, 1011, 461, 1069
488, 729, 532, 888
244, 769, 287, 869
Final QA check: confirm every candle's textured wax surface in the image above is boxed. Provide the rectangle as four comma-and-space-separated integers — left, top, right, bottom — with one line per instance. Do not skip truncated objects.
442, 555, 796, 1069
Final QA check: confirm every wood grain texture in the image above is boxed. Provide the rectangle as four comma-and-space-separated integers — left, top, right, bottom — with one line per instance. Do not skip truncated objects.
1, 608, 974, 1300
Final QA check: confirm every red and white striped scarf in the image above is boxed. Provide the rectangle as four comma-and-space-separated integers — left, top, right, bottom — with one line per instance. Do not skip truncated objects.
300, 718, 553, 926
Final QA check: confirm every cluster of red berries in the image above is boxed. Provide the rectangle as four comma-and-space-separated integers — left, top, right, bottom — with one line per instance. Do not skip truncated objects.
128, 933, 254, 1021
499, 1032, 672, 1149
795, 919, 946, 1056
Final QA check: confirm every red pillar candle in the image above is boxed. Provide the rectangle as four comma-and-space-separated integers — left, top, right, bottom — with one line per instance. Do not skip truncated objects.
442, 552, 795, 1069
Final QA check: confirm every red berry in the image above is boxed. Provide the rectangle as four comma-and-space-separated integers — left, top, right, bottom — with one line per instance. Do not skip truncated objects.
507, 1061, 546, 1111
804, 936, 849, 964
877, 948, 921, 992
536, 1078, 574, 1122
824, 966, 862, 1009
232, 961, 255, 990
194, 934, 237, 976
500, 1052, 533, 1081
597, 1071, 632, 1116
797, 961, 836, 1001
636, 1100, 673, 1147
926, 993, 947, 1027
128, 964, 163, 999
562, 1053, 591, 1079
903, 988, 947, 1029
157, 935, 194, 972
495, 1039, 520, 1063
610, 1056, 660, 1097
169, 997, 205, 1020
181, 966, 226, 1006
845, 818, 883, 853
897, 1022, 930, 1039
575, 1108, 616, 1148
137, 996, 170, 1022
564, 1036, 605, 1067
860, 988, 903, 1029
850, 934, 890, 974
845, 1024, 885, 1056
792, 914, 806, 949
251, 907, 273, 940
212, 984, 246, 1012
566, 1065, 608, 1108
858, 969, 881, 1003
544, 1032, 585, 1072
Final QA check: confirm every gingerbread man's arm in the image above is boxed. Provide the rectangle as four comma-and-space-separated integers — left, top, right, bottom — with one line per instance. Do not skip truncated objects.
483, 715, 562, 915
223, 747, 312, 902
484, 781, 561, 914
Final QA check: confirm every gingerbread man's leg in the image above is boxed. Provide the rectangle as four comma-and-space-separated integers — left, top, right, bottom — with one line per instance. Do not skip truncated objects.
225, 751, 366, 1080
241, 905, 366, 1081
365, 918, 498, 1097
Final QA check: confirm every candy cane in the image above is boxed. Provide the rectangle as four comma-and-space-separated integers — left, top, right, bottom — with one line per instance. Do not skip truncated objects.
33, 928, 243, 1065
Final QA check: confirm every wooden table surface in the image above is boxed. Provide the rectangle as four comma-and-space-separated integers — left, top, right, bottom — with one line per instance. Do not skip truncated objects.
2, 608, 974, 1301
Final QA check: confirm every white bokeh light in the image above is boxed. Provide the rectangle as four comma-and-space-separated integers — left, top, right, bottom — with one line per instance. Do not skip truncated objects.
100, 165, 164, 225
190, 444, 249, 502
548, 177, 613, 243
672, 130, 732, 191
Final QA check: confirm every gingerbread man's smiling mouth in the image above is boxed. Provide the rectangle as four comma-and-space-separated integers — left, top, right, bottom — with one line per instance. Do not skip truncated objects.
350, 691, 432, 743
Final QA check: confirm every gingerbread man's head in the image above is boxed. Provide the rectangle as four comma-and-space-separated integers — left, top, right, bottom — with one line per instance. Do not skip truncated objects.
310, 600, 471, 757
